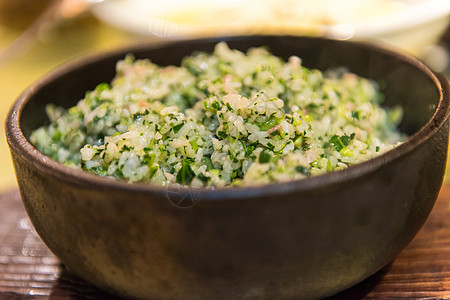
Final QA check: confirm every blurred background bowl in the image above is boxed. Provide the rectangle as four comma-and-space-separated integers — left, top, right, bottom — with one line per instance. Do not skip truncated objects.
90, 0, 450, 57
6, 35, 450, 299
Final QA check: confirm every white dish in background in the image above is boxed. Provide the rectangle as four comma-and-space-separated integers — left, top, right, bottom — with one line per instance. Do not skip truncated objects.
90, 0, 450, 59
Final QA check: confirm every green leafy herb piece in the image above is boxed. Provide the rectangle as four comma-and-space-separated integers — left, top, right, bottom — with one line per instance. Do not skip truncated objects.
270, 129, 281, 137
197, 173, 210, 183
176, 159, 196, 185
95, 82, 110, 93
258, 115, 280, 131
133, 112, 143, 121
295, 166, 309, 175
202, 156, 214, 170
202, 87, 211, 97
326, 160, 333, 172
121, 145, 131, 152
143, 153, 156, 167
211, 101, 221, 110
217, 130, 227, 140
190, 139, 199, 151
148, 166, 158, 179
351, 111, 361, 120
330, 134, 354, 152
245, 144, 255, 157
259, 149, 271, 163
172, 122, 185, 134
330, 135, 345, 152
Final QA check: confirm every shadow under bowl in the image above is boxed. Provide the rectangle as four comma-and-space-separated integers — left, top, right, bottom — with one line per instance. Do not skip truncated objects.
5, 35, 450, 299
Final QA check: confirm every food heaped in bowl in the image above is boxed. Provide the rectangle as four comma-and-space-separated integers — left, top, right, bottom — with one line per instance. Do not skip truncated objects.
29, 42, 405, 188
6, 36, 450, 300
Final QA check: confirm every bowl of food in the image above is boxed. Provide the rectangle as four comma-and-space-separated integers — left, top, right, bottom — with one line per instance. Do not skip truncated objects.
5, 35, 450, 299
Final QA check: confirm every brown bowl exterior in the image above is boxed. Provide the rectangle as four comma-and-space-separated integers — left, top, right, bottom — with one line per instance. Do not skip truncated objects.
6, 36, 450, 299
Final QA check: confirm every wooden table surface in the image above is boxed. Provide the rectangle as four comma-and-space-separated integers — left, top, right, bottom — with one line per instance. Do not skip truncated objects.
2, 185, 450, 299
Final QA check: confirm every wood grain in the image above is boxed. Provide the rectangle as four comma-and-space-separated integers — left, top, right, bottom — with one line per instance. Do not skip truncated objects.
2, 186, 450, 299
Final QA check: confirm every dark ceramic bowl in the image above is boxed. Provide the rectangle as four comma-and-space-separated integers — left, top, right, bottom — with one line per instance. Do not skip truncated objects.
6, 36, 450, 300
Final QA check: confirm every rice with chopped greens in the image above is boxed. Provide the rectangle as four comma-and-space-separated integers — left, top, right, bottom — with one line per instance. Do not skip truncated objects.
30, 42, 404, 188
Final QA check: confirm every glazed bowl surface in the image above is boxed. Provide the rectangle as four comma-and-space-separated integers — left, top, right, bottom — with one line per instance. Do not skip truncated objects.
6, 35, 450, 300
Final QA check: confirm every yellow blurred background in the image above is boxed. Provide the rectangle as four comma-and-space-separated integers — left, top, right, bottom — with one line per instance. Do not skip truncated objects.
0, 2, 138, 189
1, 0, 450, 190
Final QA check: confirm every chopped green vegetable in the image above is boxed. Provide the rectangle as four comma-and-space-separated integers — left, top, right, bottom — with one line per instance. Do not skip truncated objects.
176, 159, 196, 185
295, 166, 309, 175
259, 149, 271, 163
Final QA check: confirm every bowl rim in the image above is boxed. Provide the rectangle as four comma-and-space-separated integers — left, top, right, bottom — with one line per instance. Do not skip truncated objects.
5, 35, 450, 202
